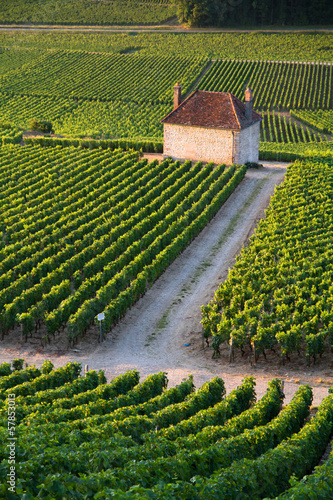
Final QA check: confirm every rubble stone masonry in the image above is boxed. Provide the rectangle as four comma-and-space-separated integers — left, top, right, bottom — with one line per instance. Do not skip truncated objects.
236, 121, 260, 164
163, 124, 234, 164
163, 121, 260, 165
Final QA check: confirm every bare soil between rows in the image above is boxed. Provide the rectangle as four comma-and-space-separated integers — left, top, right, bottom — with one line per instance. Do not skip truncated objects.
1, 161, 332, 406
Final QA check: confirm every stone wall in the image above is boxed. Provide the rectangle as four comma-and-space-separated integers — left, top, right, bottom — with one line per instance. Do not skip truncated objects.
235, 121, 261, 164
163, 123, 234, 164
163, 121, 261, 165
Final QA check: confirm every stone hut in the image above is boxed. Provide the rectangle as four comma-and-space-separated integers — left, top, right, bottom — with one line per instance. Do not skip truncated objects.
161, 84, 262, 165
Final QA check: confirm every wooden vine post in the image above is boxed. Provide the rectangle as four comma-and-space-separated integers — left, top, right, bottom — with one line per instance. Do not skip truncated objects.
250, 340, 257, 366
229, 336, 234, 363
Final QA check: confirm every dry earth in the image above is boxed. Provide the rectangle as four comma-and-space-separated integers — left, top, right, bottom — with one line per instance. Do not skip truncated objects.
1, 161, 332, 406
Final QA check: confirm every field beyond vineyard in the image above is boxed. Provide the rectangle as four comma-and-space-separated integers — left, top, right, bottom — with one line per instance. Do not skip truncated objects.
0, 31, 332, 145
0, 0, 176, 26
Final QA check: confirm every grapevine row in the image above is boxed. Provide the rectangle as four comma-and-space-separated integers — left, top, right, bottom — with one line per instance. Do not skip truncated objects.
202, 158, 333, 363
131, 388, 332, 500
15, 378, 255, 487
60, 385, 311, 496
290, 109, 333, 135
199, 60, 333, 110
1, 50, 208, 105
40, 377, 256, 476
260, 111, 326, 143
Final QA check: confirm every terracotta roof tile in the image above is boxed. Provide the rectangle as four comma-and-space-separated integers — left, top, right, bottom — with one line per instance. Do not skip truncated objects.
161, 90, 262, 130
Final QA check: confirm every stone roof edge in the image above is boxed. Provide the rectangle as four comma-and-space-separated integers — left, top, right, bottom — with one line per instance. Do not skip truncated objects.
160, 89, 198, 124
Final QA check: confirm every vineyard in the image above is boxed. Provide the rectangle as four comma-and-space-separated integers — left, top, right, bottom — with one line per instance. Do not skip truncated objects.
52, 100, 168, 140
0, 21, 333, 500
198, 60, 333, 110
1, 31, 331, 155
1, 53, 331, 110
291, 109, 333, 135
0, 32, 332, 354
0, 47, 43, 74
0, 144, 245, 346
0, 0, 176, 26
1, 47, 332, 143
0, 93, 168, 140
0, 32, 332, 146
259, 140, 333, 161
260, 111, 329, 143
1, 31, 333, 61
0, 51, 208, 104
0, 93, 79, 131
0, 360, 332, 498
0, 124, 22, 145
202, 157, 333, 364
0, 49, 209, 141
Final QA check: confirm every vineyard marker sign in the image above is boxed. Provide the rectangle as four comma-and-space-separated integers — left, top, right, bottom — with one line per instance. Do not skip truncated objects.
97, 312, 105, 343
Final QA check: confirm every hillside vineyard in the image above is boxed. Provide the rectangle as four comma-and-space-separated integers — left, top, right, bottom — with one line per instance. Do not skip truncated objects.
0, 45, 332, 146
1, 14, 333, 500
202, 157, 333, 364
199, 60, 333, 110
0, 145, 245, 345
0, 361, 333, 498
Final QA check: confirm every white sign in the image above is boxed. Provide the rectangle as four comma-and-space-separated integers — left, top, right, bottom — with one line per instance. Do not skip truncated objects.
97, 313, 105, 321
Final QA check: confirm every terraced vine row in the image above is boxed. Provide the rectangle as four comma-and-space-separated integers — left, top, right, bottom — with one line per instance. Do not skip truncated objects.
0, 361, 332, 499
202, 157, 333, 363
0, 144, 245, 344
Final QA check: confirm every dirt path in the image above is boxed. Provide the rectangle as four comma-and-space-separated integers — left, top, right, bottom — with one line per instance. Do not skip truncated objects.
0, 25, 332, 33
1, 162, 332, 405
99, 164, 285, 377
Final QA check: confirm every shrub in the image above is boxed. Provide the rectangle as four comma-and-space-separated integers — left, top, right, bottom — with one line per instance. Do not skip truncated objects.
28, 119, 53, 133
12, 359, 24, 371
41, 360, 54, 375
0, 362, 12, 377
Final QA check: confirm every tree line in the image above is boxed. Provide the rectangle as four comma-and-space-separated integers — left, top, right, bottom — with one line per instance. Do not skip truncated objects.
174, 0, 333, 27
